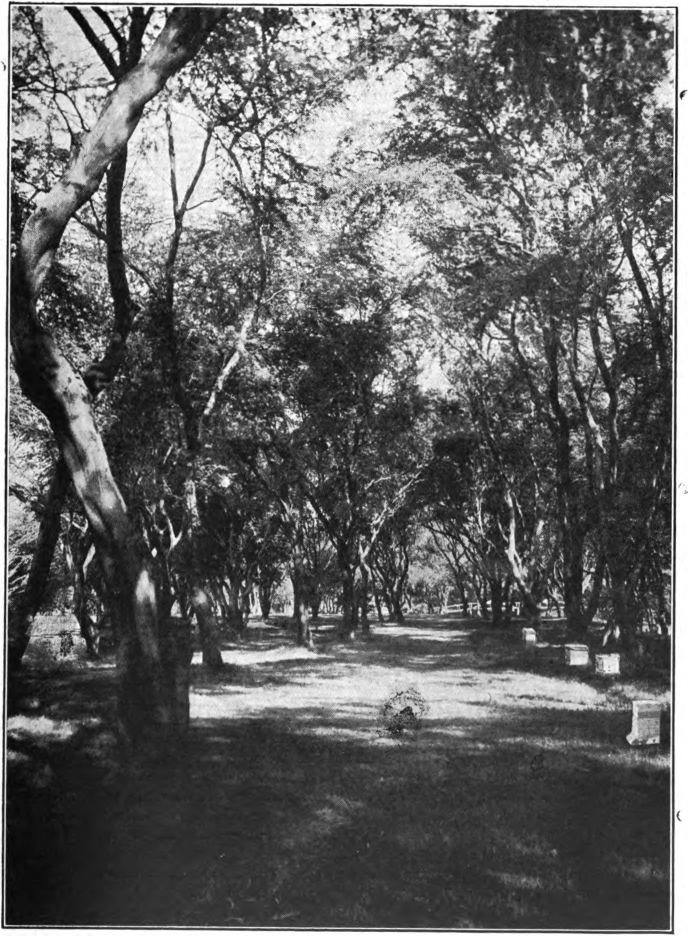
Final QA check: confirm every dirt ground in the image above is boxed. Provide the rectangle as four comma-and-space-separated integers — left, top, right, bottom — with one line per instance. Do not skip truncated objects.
4, 615, 671, 928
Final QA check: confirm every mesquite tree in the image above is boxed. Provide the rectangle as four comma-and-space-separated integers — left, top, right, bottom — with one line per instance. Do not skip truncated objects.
11, 8, 226, 741
9, 7, 153, 670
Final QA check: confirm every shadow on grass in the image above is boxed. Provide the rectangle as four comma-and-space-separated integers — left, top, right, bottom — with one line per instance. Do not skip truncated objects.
5, 676, 670, 929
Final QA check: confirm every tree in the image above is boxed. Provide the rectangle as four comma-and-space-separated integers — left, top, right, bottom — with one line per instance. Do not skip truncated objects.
390, 8, 672, 640
11, 8, 227, 741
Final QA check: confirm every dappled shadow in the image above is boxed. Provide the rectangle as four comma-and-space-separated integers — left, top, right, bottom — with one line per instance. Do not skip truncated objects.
5, 701, 669, 928
5, 614, 670, 929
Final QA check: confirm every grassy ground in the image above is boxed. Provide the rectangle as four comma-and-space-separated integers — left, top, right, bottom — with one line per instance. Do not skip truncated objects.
5, 614, 671, 928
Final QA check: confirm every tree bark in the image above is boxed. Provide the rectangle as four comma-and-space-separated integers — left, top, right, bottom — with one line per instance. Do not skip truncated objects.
229, 585, 244, 631
339, 560, 358, 639
8, 126, 141, 673
7, 457, 71, 670
10, 9, 227, 740
489, 577, 505, 626
291, 541, 313, 647
359, 562, 371, 634
391, 590, 405, 623
71, 536, 100, 658
258, 580, 272, 622
185, 479, 227, 666
191, 587, 224, 672
459, 582, 469, 617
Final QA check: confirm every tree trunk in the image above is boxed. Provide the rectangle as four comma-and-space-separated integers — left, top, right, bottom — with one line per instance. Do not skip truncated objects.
359, 562, 371, 634
241, 586, 252, 625
563, 532, 587, 636
373, 588, 384, 623
606, 560, 639, 650
259, 580, 272, 622
185, 479, 227, 666
291, 578, 313, 647
192, 587, 224, 672
7, 457, 72, 671
296, 609, 312, 648
291, 562, 313, 648
489, 578, 504, 626
339, 561, 357, 639
10, 9, 227, 742
459, 582, 469, 617
440, 584, 450, 614
383, 593, 394, 619
212, 580, 230, 625
8, 3, 145, 675
391, 591, 405, 624
73, 538, 100, 658
226, 579, 245, 632
283, 531, 310, 646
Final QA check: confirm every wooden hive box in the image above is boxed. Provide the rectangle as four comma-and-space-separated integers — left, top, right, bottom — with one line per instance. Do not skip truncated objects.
565, 643, 589, 666
595, 653, 620, 676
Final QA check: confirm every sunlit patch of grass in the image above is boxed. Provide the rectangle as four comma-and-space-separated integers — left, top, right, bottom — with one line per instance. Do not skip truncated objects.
6, 614, 670, 929
7, 714, 82, 742
610, 855, 668, 883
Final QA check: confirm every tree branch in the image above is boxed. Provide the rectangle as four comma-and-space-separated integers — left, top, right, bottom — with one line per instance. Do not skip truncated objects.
66, 7, 121, 80
93, 7, 127, 60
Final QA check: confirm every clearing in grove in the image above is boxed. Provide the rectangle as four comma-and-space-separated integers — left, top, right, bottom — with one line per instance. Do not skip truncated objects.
5, 613, 670, 929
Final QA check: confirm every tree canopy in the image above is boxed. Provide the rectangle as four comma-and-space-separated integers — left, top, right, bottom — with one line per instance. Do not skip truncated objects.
9, 7, 673, 738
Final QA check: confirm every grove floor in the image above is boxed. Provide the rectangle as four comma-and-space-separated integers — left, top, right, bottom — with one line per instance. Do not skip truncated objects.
5, 615, 671, 928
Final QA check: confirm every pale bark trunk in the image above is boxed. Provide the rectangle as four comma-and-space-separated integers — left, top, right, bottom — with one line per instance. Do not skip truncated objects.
10, 9, 226, 740
8, 140, 141, 673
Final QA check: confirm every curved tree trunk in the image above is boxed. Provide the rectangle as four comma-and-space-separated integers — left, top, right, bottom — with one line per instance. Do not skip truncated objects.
72, 536, 100, 658
10, 9, 227, 741
18, 137, 148, 671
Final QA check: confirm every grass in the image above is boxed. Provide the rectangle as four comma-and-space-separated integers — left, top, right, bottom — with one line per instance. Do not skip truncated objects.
5, 614, 671, 928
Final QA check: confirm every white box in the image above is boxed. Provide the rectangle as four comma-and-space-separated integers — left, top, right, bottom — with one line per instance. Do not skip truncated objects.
595, 653, 620, 675
626, 701, 661, 746
565, 643, 589, 666
522, 627, 537, 645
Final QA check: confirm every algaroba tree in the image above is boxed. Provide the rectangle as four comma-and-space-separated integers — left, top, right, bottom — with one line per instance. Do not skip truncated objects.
9, 6, 154, 669
11, 8, 227, 741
